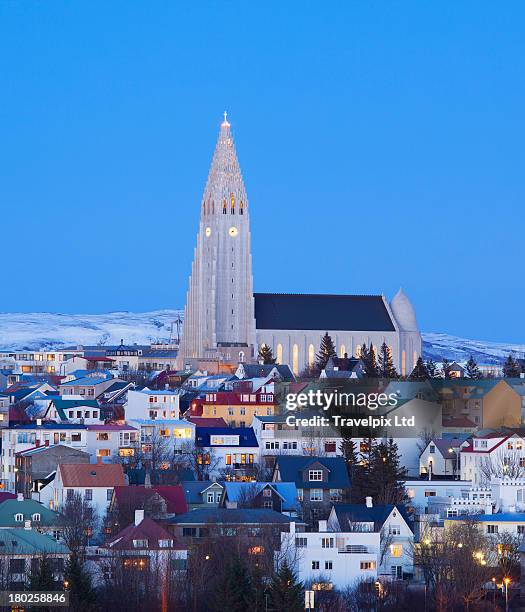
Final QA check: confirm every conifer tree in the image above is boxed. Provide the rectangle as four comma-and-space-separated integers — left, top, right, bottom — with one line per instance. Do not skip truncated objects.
30, 555, 57, 591
441, 357, 452, 379
315, 333, 337, 371
339, 435, 358, 497
268, 560, 303, 612
425, 358, 438, 378
503, 354, 521, 378
465, 355, 483, 379
350, 436, 376, 503
371, 439, 408, 505
409, 357, 430, 380
212, 555, 254, 612
257, 344, 276, 365
360, 343, 378, 378
64, 552, 97, 611
377, 342, 398, 378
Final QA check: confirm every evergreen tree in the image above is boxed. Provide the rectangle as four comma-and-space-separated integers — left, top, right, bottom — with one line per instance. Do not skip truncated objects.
465, 355, 483, 379
64, 552, 97, 611
441, 357, 452, 379
409, 357, 430, 380
377, 342, 398, 378
257, 344, 276, 365
30, 555, 57, 591
370, 439, 408, 505
315, 333, 337, 371
339, 435, 358, 498
212, 555, 254, 612
360, 343, 378, 378
425, 358, 438, 378
350, 436, 377, 503
268, 560, 303, 612
503, 354, 521, 378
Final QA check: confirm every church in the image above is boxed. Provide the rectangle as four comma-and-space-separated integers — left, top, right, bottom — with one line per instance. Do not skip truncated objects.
178, 115, 422, 376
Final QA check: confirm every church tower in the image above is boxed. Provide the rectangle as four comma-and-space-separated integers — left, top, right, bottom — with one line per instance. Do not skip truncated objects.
178, 114, 256, 366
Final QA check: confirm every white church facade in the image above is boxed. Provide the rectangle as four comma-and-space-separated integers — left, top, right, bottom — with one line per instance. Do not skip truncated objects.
178, 115, 422, 376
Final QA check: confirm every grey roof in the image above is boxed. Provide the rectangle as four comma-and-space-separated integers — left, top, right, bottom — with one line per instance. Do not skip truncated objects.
274, 456, 350, 489
237, 363, 295, 382
172, 508, 296, 525
181, 481, 223, 504
254, 293, 395, 332
332, 503, 413, 532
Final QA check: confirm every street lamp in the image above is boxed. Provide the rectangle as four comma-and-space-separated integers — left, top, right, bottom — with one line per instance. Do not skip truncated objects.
504, 576, 511, 612
492, 577, 496, 608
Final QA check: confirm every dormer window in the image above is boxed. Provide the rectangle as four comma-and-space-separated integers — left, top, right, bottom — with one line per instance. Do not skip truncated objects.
133, 539, 148, 548
14, 514, 23, 522
159, 539, 171, 548
309, 470, 323, 482
32, 513, 41, 522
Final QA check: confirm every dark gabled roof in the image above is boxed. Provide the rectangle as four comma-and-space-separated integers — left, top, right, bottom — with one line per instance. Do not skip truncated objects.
126, 467, 195, 485
106, 517, 184, 550
195, 427, 258, 448
112, 485, 187, 515
181, 481, 224, 504
237, 363, 295, 382
254, 293, 395, 332
332, 503, 413, 532
172, 508, 296, 525
274, 456, 350, 489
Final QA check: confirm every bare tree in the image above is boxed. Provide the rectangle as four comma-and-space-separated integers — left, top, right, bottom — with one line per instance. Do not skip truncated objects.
479, 448, 525, 483
59, 492, 97, 556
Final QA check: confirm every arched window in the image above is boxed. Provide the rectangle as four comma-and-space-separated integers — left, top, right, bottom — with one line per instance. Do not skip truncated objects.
32, 513, 41, 522
239, 351, 245, 363
401, 351, 406, 377
222, 200, 227, 214
14, 513, 23, 522
292, 344, 299, 375
230, 194, 235, 214
276, 343, 283, 365
308, 344, 315, 368
339, 344, 346, 358
413, 351, 418, 370
355, 345, 361, 358
212, 200, 215, 214
239, 200, 244, 215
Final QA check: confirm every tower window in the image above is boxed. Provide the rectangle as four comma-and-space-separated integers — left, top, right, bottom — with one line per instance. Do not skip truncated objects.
230, 194, 235, 214
222, 200, 227, 214
240, 200, 244, 215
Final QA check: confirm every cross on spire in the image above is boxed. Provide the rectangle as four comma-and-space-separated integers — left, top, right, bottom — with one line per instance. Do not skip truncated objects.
222, 110, 230, 126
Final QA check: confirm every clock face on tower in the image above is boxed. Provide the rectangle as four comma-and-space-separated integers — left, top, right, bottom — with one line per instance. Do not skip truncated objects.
205, 227, 212, 237
229, 226, 238, 237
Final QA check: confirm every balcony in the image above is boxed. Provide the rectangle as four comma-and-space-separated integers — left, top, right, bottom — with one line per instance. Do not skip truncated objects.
337, 545, 371, 554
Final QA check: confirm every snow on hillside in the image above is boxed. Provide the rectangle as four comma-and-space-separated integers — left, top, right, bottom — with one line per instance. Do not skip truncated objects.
0, 310, 522, 364
0, 310, 182, 351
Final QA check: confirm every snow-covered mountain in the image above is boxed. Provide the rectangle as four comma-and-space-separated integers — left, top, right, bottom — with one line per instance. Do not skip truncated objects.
0, 310, 522, 364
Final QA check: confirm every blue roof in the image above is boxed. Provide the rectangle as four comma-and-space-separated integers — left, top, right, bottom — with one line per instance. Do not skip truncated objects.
195, 427, 258, 448
447, 513, 525, 522
61, 371, 113, 386
135, 388, 180, 396
275, 456, 350, 489
173, 508, 297, 525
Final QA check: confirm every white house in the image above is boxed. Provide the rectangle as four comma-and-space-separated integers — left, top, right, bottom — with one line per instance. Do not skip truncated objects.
50, 461, 126, 517
404, 479, 472, 515
195, 427, 260, 479
327, 499, 414, 579
278, 520, 379, 591
85, 424, 139, 462
460, 433, 525, 485
126, 388, 180, 420
419, 438, 464, 478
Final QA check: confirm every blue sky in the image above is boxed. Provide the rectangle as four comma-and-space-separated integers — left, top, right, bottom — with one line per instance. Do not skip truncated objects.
0, 1, 523, 343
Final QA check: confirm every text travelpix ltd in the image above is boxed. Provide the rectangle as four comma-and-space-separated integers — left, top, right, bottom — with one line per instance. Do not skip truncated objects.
284, 390, 415, 429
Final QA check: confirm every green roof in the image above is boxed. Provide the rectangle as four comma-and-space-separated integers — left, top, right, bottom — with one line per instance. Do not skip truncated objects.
0, 528, 68, 555
0, 499, 60, 527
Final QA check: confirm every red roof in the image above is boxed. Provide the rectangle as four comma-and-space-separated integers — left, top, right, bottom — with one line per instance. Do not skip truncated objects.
107, 516, 185, 551
460, 435, 511, 454
113, 485, 187, 515
186, 417, 227, 428
0, 493, 17, 504
59, 463, 126, 487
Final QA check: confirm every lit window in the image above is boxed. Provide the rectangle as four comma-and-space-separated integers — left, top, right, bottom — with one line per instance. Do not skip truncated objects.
360, 561, 376, 570
390, 544, 403, 557
309, 470, 323, 481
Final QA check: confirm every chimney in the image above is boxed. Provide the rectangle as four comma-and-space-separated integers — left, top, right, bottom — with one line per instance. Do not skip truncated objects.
289, 521, 296, 535
36, 418, 42, 426
365, 496, 373, 508
134, 509, 144, 526
17, 493, 23, 502
24, 520, 31, 530
318, 520, 327, 532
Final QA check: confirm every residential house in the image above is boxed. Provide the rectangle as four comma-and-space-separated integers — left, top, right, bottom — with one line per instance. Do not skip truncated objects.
195, 427, 259, 481
278, 520, 379, 590
95, 510, 187, 576
59, 371, 120, 399
320, 354, 364, 379
0, 526, 69, 590
0, 348, 83, 376
328, 500, 414, 579
272, 456, 350, 521
15, 444, 90, 498
126, 388, 181, 421
85, 424, 139, 463
221, 481, 299, 516
0, 495, 62, 540
419, 437, 464, 478
460, 432, 525, 485
51, 462, 126, 517
106, 342, 146, 372
181, 481, 224, 510
45, 397, 102, 423
234, 363, 296, 383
